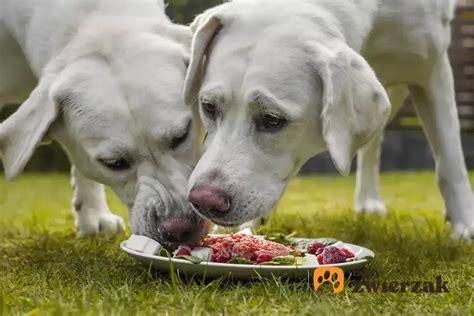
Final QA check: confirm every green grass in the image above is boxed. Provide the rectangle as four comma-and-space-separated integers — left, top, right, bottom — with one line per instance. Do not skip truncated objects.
1, 172, 473, 315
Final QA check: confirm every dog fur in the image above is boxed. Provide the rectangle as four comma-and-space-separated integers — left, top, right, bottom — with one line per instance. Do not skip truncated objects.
185, 0, 474, 238
0, 0, 211, 243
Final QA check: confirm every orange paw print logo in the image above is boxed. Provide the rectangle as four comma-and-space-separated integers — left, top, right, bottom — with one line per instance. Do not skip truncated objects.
313, 267, 345, 293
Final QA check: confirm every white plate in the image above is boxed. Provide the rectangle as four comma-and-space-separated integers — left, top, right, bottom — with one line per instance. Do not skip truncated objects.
120, 236, 375, 279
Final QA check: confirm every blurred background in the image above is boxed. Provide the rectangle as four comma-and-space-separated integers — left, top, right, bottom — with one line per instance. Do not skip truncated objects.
1, 0, 473, 174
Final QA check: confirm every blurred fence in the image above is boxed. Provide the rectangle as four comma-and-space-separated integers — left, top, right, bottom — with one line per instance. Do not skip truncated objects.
459, 0, 474, 6
2, 1, 474, 173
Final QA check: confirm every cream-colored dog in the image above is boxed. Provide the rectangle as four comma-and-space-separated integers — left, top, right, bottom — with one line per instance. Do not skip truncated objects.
0, 0, 211, 244
186, 0, 474, 238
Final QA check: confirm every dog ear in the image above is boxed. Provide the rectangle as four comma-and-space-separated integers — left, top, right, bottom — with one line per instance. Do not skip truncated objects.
0, 77, 58, 180
317, 45, 391, 175
184, 14, 223, 105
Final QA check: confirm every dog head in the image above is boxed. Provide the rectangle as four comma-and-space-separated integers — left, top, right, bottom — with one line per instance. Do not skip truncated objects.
184, 2, 391, 226
0, 10, 211, 244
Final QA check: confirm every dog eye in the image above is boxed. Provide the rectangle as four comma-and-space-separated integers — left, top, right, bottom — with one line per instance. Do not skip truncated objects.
98, 157, 131, 171
258, 113, 287, 131
201, 102, 217, 119
170, 122, 191, 150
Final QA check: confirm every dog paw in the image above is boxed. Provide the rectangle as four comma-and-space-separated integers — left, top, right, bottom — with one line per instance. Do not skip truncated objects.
355, 197, 387, 215
449, 219, 474, 240
446, 198, 474, 240
77, 211, 125, 238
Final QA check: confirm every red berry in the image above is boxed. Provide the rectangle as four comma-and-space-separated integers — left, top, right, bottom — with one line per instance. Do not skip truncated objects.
307, 242, 325, 255
315, 247, 325, 256
341, 248, 354, 258
256, 254, 273, 264
321, 246, 347, 264
317, 253, 324, 264
174, 245, 192, 257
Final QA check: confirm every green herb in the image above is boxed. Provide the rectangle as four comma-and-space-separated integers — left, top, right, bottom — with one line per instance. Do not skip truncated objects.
260, 256, 299, 266
158, 248, 171, 257
314, 238, 339, 246
263, 232, 297, 246
158, 248, 203, 265
289, 249, 306, 257
174, 255, 203, 264
226, 257, 254, 265
295, 256, 306, 265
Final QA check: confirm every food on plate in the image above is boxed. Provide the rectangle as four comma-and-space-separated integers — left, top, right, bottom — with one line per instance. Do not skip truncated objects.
307, 242, 325, 255
168, 234, 358, 266
126, 233, 360, 266
316, 246, 348, 264
174, 245, 192, 257
126, 234, 162, 254
190, 247, 213, 261
306, 241, 355, 264
202, 234, 301, 264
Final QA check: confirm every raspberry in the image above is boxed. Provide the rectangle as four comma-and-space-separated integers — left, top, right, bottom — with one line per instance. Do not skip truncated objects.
317, 253, 324, 264
307, 242, 325, 255
341, 248, 354, 258
174, 245, 192, 257
256, 254, 273, 264
315, 247, 325, 256
320, 246, 347, 264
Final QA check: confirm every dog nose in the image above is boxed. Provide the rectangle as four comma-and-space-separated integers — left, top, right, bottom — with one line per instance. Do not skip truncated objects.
159, 217, 195, 243
189, 185, 231, 213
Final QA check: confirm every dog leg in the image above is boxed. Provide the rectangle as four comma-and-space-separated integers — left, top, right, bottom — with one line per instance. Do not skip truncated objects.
355, 85, 408, 214
71, 166, 125, 237
409, 55, 474, 239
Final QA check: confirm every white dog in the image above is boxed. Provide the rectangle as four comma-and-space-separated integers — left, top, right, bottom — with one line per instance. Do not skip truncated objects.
0, 0, 211, 244
185, 0, 474, 238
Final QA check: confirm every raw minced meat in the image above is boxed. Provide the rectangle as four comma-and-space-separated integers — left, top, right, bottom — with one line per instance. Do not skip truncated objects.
202, 234, 295, 263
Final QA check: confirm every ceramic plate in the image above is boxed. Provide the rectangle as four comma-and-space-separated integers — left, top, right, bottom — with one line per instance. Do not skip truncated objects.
120, 235, 375, 279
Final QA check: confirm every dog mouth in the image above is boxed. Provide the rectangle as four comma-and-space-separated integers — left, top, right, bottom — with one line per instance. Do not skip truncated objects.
191, 207, 245, 228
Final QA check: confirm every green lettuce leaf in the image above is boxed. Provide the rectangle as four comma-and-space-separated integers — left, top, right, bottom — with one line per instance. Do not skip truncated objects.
226, 257, 254, 265
158, 248, 171, 257
174, 255, 203, 264
314, 238, 339, 246
263, 232, 297, 246
158, 247, 204, 265
260, 255, 304, 266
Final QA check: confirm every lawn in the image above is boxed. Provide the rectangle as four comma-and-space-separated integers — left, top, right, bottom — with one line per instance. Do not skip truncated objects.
0, 172, 473, 315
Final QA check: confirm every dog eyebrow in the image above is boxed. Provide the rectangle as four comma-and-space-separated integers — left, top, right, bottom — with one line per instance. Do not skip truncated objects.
248, 90, 302, 118
248, 91, 286, 114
